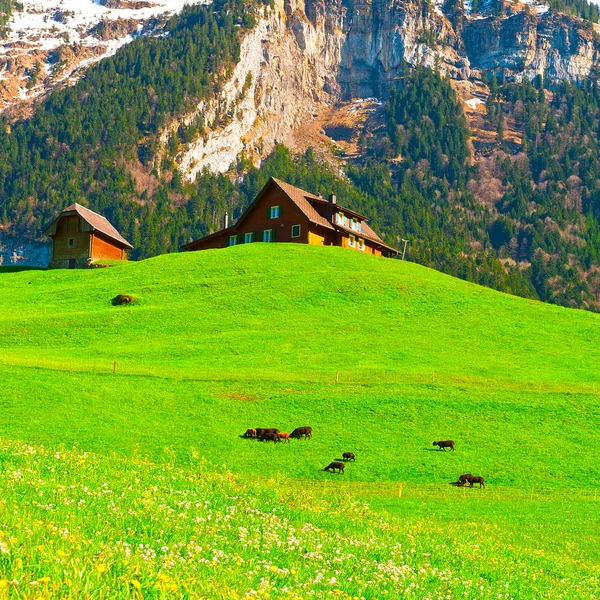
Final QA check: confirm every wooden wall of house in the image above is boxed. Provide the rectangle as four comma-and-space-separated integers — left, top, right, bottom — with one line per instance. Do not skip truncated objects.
236, 187, 310, 244
91, 234, 125, 261
308, 229, 326, 246
49, 216, 91, 269
337, 231, 384, 256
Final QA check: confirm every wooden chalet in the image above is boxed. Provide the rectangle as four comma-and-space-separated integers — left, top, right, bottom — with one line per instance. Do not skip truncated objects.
182, 178, 398, 257
43, 203, 133, 269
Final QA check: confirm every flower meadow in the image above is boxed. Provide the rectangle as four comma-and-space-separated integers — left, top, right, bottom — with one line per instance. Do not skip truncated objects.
0, 440, 597, 599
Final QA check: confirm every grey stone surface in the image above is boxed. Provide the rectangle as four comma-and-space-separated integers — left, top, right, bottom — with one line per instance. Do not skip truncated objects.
0, 237, 51, 268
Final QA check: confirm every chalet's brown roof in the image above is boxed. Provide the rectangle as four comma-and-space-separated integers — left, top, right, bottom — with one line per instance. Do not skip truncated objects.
308, 196, 369, 221
44, 203, 133, 249
269, 179, 335, 231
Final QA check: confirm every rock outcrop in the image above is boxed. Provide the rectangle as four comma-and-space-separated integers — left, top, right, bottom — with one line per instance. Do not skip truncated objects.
173, 0, 600, 178
464, 9, 600, 82
175, 0, 469, 177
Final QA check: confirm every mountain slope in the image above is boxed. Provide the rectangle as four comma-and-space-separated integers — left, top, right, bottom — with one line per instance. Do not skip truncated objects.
2, 0, 600, 309
0, 0, 191, 117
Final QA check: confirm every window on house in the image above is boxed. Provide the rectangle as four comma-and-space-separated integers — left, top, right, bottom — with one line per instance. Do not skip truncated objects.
244, 232, 255, 244
291, 224, 301, 238
263, 229, 274, 242
228, 235, 238, 247
358, 238, 365, 251
335, 212, 342, 224
269, 206, 281, 219
350, 218, 355, 230
68, 238, 75, 247
348, 234, 355, 248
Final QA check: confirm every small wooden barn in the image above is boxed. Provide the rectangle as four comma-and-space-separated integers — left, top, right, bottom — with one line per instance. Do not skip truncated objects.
43, 203, 133, 269
182, 178, 398, 257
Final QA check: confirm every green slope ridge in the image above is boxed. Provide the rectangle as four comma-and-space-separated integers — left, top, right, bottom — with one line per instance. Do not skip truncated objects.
0, 244, 598, 487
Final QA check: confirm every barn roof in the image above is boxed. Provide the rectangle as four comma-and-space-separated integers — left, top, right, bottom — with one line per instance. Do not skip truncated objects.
43, 204, 133, 249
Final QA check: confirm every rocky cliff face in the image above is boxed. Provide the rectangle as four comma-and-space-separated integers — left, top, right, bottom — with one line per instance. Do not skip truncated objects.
174, 0, 469, 177
171, 0, 600, 178
464, 9, 600, 82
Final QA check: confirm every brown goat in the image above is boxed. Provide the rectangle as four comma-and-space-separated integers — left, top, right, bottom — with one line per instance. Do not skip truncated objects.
261, 432, 279, 443
277, 432, 290, 443
244, 428, 257, 439
433, 440, 454, 451
255, 428, 279, 438
290, 426, 312, 439
324, 462, 345, 474
342, 452, 356, 461
467, 475, 485, 488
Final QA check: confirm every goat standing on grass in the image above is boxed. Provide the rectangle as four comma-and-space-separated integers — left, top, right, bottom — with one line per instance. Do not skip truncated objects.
324, 462, 345, 474
433, 440, 454, 451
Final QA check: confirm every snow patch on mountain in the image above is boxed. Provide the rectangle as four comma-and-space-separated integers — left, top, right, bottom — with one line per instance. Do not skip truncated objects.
0, 0, 194, 114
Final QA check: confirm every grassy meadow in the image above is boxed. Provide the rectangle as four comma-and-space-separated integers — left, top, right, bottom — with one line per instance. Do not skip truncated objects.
0, 244, 599, 597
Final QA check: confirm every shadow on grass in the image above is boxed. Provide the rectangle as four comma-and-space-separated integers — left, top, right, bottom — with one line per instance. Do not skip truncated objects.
0, 266, 45, 274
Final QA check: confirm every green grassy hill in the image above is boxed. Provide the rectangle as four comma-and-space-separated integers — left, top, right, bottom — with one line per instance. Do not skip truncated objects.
1, 244, 599, 598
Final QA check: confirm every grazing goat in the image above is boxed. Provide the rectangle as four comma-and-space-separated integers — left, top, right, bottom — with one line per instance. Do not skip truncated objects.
255, 428, 279, 438
290, 426, 312, 439
277, 432, 290, 443
244, 428, 257, 439
467, 475, 485, 488
457, 473, 473, 486
324, 462, 345, 474
261, 432, 279, 443
433, 440, 454, 451
342, 452, 356, 461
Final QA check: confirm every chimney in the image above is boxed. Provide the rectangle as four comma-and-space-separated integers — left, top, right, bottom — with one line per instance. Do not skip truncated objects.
329, 192, 337, 205
225, 211, 229, 229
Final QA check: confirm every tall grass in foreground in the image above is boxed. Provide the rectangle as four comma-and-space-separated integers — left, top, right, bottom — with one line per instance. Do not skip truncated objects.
0, 440, 598, 599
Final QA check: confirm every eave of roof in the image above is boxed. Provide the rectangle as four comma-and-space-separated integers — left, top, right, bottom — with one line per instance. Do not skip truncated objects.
181, 227, 235, 250
43, 203, 133, 249
331, 223, 398, 254
308, 197, 369, 221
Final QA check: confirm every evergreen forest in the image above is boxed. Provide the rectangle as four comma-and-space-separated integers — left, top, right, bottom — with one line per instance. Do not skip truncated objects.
0, 0, 599, 310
